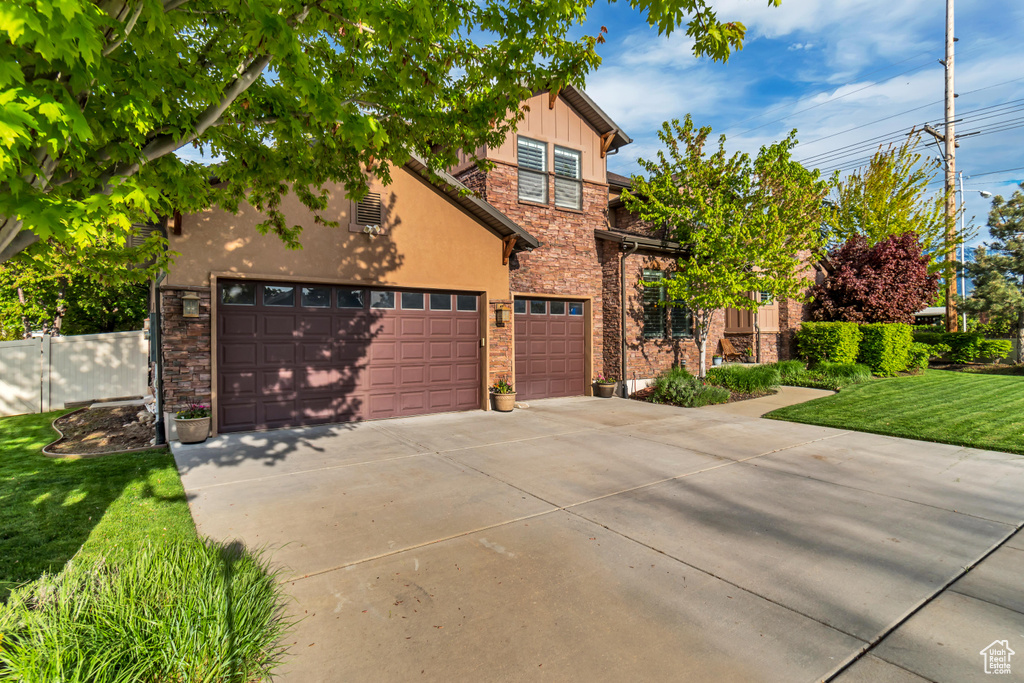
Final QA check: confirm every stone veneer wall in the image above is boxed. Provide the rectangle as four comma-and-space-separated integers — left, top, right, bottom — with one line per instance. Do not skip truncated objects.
488, 299, 514, 387
467, 161, 609, 377
777, 296, 807, 361
159, 287, 212, 411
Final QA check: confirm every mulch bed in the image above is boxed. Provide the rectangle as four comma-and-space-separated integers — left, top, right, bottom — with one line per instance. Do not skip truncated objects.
47, 406, 155, 455
629, 386, 776, 406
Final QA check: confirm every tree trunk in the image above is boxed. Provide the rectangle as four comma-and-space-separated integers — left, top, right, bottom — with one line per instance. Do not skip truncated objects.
698, 336, 708, 377
53, 279, 67, 336
17, 286, 30, 338
1017, 311, 1024, 364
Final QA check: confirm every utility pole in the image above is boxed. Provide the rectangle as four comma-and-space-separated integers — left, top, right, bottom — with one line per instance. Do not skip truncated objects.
943, 0, 958, 331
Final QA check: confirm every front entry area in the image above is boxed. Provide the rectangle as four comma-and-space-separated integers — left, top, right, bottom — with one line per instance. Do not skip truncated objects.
216, 280, 481, 432
513, 297, 586, 400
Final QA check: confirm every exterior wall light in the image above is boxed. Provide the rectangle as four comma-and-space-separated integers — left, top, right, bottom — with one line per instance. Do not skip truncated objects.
495, 306, 511, 326
181, 291, 201, 318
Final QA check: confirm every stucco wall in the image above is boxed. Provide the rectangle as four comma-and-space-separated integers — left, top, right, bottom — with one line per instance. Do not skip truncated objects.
166, 166, 511, 301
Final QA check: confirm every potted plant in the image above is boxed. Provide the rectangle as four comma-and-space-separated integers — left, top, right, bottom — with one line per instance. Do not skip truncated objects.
490, 377, 516, 412
593, 374, 617, 398
744, 346, 754, 363
712, 354, 723, 367
175, 401, 211, 444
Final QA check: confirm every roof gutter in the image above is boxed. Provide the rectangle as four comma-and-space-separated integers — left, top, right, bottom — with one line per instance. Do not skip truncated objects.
620, 240, 639, 397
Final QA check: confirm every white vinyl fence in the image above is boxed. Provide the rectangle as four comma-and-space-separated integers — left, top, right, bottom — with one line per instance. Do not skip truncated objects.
0, 331, 148, 417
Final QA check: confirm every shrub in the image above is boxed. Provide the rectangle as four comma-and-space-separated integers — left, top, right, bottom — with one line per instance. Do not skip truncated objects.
766, 360, 870, 390
650, 367, 729, 407
858, 323, 913, 376
797, 322, 862, 364
980, 339, 1013, 361
906, 342, 932, 371
0, 540, 291, 683
773, 360, 807, 383
705, 364, 781, 394
911, 330, 999, 363
818, 362, 873, 384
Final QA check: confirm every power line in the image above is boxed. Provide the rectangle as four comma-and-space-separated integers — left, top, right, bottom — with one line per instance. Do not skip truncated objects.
967, 166, 1024, 178
722, 45, 941, 132
734, 58, 939, 137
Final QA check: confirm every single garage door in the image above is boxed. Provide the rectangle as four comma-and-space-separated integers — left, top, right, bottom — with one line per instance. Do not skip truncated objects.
514, 298, 586, 401
217, 280, 481, 432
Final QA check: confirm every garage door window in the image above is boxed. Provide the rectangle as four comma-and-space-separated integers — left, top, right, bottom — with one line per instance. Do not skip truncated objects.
264, 285, 295, 306
549, 300, 565, 315
301, 287, 331, 308
430, 293, 452, 310
221, 282, 256, 305
401, 292, 424, 310
568, 302, 583, 315
456, 295, 477, 311
514, 300, 526, 314
337, 289, 364, 309
530, 300, 546, 315
370, 291, 395, 309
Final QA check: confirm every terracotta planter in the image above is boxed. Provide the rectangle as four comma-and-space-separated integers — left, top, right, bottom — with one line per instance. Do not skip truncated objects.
491, 392, 516, 412
175, 416, 211, 444
594, 383, 616, 398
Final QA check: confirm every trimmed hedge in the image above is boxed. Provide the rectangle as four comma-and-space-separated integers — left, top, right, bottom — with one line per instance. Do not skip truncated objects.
859, 323, 913, 377
797, 322, 862, 364
912, 331, 1013, 363
907, 342, 932, 371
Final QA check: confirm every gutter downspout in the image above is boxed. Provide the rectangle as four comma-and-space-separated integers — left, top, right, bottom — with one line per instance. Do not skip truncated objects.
152, 272, 167, 446
621, 240, 639, 397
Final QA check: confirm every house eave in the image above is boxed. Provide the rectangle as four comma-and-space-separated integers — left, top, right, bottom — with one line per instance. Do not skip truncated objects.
594, 229, 688, 256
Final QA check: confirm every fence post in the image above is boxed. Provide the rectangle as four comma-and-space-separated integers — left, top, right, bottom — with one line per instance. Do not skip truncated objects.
40, 334, 51, 413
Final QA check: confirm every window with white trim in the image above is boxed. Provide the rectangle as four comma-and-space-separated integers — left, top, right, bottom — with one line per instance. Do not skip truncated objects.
759, 290, 773, 304
554, 146, 582, 210
517, 137, 547, 204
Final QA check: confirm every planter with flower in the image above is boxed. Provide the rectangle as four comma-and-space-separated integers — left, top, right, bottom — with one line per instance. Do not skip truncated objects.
490, 377, 516, 412
593, 374, 618, 398
175, 401, 212, 444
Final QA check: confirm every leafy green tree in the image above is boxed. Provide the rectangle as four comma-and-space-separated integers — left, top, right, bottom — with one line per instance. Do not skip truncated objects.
0, 242, 149, 338
962, 184, 1024, 362
0, 0, 774, 268
624, 116, 831, 376
824, 133, 955, 272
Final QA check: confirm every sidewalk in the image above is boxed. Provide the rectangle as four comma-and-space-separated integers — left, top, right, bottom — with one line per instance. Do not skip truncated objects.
701, 385, 835, 418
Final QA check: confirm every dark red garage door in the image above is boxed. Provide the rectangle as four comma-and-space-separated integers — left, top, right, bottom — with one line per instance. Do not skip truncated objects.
217, 280, 481, 432
514, 298, 586, 400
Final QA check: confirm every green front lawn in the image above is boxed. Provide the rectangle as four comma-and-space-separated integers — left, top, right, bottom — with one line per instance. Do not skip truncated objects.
767, 370, 1024, 455
0, 411, 195, 600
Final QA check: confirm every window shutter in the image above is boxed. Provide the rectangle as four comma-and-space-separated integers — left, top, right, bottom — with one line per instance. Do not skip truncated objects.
517, 137, 547, 203
759, 291, 773, 304
642, 269, 665, 339
554, 147, 582, 210
356, 193, 382, 225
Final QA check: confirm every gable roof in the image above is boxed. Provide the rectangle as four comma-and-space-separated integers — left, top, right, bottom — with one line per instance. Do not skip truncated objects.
404, 154, 539, 251
558, 86, 632, 153
607, 171, 633, 189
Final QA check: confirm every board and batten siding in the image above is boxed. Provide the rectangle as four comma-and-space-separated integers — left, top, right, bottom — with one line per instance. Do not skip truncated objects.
0, 331, 149, 416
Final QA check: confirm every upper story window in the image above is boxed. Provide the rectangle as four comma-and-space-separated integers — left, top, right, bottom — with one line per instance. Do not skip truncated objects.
517, 137, 547, 204
759, 290, 774, 304
554, 146, 582, 210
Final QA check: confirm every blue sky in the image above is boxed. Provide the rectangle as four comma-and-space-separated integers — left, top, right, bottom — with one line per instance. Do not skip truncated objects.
580, 0, 1024, 244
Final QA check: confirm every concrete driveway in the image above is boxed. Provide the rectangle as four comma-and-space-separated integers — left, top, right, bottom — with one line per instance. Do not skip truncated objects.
172, 397, 1024, 682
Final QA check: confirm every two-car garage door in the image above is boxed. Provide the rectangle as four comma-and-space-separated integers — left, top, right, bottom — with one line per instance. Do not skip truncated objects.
216, 280, 481, 433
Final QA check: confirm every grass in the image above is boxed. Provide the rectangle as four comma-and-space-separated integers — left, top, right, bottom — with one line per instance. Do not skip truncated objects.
705, 364, 780, 394
0, 541, 291, 682
764, 360, 873, 391
767, 370, 1024, 455
0, 411, 195, 600
0, 411, 291, 681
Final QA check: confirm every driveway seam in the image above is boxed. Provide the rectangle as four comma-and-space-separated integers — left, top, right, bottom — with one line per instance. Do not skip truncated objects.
947, 586, 1024, 617
739, 460, 1020, 526
821, 520, 1024, 682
